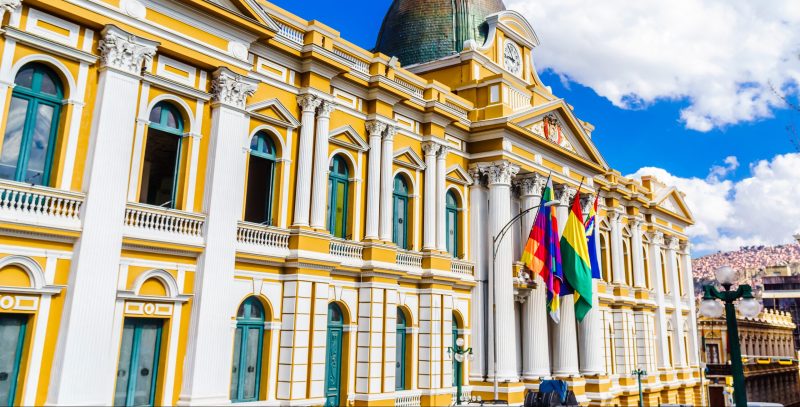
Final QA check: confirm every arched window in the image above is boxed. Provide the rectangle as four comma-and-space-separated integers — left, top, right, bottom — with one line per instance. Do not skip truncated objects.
140, 101, 184, 208
392, 175, 410, 249
231, 297, 265, 402
396, 309, 407, 390
600, 232, 611, 282
327, 155, 349, 239
244, 132, 277, 225
0, 63, 63, 185
445, 190, 459, 258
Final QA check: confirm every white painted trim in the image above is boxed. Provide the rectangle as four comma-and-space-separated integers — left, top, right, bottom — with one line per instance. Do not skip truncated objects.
126, 83, 152, 202
279, 128, 293, 228
328, 125, 369, 152
0, 255, 46, 289
131, 268, 182, 298
10, 53, 78, 96
21, 294, 51, 406
247, 125, 287, 156
184, 99, 204, 212
59, 61, 90, 189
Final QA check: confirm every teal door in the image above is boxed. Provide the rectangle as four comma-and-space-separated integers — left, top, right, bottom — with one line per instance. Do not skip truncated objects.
324, 303, 344, 407
230, 297, 265, 402
0, 314, 27, 406
327, 156, 349, 239
445, 191, 459, 258
114, 318, 163, 407
452, 317, 461, 387
392, 176, 409, 249
395, 309, 406, 390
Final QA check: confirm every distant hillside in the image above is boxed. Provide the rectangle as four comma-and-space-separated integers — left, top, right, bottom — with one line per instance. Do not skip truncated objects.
692, 244, 800, 285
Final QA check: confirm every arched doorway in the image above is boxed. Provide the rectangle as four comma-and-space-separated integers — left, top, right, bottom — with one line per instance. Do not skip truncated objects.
396, 308, 407, 390
324, 303, 344, 406
230, 297, 266, 402
452, 313, 462, 387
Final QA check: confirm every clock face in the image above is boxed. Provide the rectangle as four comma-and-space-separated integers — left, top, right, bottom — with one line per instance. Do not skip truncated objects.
504, 42, 522, 75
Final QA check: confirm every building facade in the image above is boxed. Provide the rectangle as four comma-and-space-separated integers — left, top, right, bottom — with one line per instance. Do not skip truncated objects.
763, 274, 800, 350
0, 0, 702, 405
699, 309, 800, 407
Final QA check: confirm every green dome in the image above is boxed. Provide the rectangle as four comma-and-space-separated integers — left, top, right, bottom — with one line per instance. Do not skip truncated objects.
374, 0, 506, 67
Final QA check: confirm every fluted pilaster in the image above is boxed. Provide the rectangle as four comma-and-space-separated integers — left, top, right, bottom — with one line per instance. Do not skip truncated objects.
293, 94, 321, 227
379, 126, 396, 241
435, 145, 449, 252
310, 100, 334, 229
422, 142, 440, 250
468, 167, 488, 380
364, 121, 387, 240
630, 217, 646, 288
608, 209, 625, 284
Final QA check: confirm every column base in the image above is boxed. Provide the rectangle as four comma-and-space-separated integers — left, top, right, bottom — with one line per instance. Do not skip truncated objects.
468, 380, 526, 405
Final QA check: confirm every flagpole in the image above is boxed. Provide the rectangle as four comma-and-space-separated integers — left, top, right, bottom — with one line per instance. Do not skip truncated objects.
489, 172, 553, 402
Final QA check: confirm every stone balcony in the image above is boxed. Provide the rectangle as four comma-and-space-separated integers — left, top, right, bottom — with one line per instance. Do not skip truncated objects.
236, 222, 291, 258
122, 202, 205, 247
0, 179, 84, 233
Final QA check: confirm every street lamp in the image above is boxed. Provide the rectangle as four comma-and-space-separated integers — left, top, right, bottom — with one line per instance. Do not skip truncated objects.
699, 265, 762, 407
631, 368, 646, 407
448, 337, 476, 405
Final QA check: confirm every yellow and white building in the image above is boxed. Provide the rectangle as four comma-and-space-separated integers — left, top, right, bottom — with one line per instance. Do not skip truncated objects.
0, 0, 702, 405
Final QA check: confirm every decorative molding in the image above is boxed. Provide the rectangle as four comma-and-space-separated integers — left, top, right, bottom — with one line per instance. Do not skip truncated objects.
98, 25, 158, 75
317, 99, 335, 118
297, 93, 321, 113
666, 236, 680, 251
210, 67, 257, 109
393, 147, 426, 171
648, 231, 665, 247
421, 141, 441, 157
329, 125, 369, 152
555, 184, 577, 205
365, 120, 387, 136
515, 173, 546, 197
0, 0, 21, 23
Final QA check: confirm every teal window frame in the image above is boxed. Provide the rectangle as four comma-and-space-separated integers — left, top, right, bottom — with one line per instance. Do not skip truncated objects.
452, 314, 462, 387
324, 303, 344, 407
230, 297, 265, 403
115, 318, 163, 407
245, 132, 277, 225
392, 175, 410, 249
0, 314, 28, 407
445, 191, 459, 258
395, 309, 407, 390
1, 63, 63, 186
141, 101, 184, 209
327, 155, 350, 239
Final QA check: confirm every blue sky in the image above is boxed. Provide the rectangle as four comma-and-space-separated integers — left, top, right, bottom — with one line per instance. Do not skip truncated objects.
271, 0, 800, 254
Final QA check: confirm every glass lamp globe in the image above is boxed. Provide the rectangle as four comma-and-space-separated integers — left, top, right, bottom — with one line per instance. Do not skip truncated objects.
714, 266, 738, 285
467, 351, 475, 361
456, 338, 465, 347
455, 353, 464, 362
700, 298, 724, 318
738, 298, 762, 318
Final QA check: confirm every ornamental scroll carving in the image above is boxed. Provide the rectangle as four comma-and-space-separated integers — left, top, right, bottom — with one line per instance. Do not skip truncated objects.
365, 120, 387, 137
421, 141, 441, 157
98, 27, 157, 75
297, 94, 322, 113
0, 0, 21, 21
555, 185, 577, 206
211, 69, 257, 109
515, 174, 546, 197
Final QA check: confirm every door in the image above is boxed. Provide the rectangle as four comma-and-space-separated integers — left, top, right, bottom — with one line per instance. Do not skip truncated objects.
395, 309, 406, 390
0, 314, 27, 406
114, 318, 163, 407
452, 318, 461, 387
324, 304, 344, 407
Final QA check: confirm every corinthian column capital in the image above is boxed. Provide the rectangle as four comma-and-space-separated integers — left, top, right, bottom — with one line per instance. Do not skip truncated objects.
516, 173, 546, 197
0, 0, 21, 19
486, 161, 519, 186
297, 94, 322, 113
648, 230, 665, 246
317, 100, 335, 118
98, 25, 158, 75
665, 236, 680, 251
211, 68, 257, 109
555, 184, 577, 206
384, 125, 397, 141
365, 120, 387, 136
421, 141, 441, 157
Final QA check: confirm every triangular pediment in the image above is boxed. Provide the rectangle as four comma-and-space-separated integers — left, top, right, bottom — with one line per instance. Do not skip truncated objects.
329, 125, 368, 152
513, 101, 608, 169
446, 165, 473, 186
393, 147, 426, 171
247, 98, 300, 129
654, 187, 694, 221
212, 0, 280, 31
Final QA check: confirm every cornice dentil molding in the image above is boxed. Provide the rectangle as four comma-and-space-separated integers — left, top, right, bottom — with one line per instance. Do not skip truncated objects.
211, 68, 257, 109
98, 26, 157, 75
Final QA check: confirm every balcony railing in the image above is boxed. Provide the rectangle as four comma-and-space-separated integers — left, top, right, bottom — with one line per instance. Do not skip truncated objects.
394, 390, 422, 407
451, 259, 475, 277
396, 249, 423, 270
236, 222, 290, 257
123, 203, 205, 246
276, 22, 304, 45
332, 48, 370, 74
330, 238, 363, 266
0, 180, 84, 231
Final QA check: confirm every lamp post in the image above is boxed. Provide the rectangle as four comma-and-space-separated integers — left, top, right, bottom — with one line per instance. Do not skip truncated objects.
632, 368, 646, 407
448, 337, 475, 405
699, 265, 762, 407
489, 194, 559, 401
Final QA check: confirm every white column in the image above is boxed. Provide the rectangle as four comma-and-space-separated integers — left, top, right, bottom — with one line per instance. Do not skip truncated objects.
364, 121, 386, 240
551, 185, 580, 377
178, 68, 257, 405
649, 231, 671, 368
468, 167, 488, 380
379, 126, 396, 241
47, 26, 158, 405
422, 142, 440, 250
517, 175, 550, 379
486, 161, 519, 381
310, 100, 334, 230
665, 236, 686, 368
631, 217, 646, 288
681, 242, 700, 366
578, 194, 605, 376
436, 146, 449, 252
608, 210, 625, 284
293, 94, 321, 227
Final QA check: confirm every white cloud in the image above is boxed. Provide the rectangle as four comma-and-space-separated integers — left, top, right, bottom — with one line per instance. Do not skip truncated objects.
508, 0, 800, 131
628, 153, 800, 255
